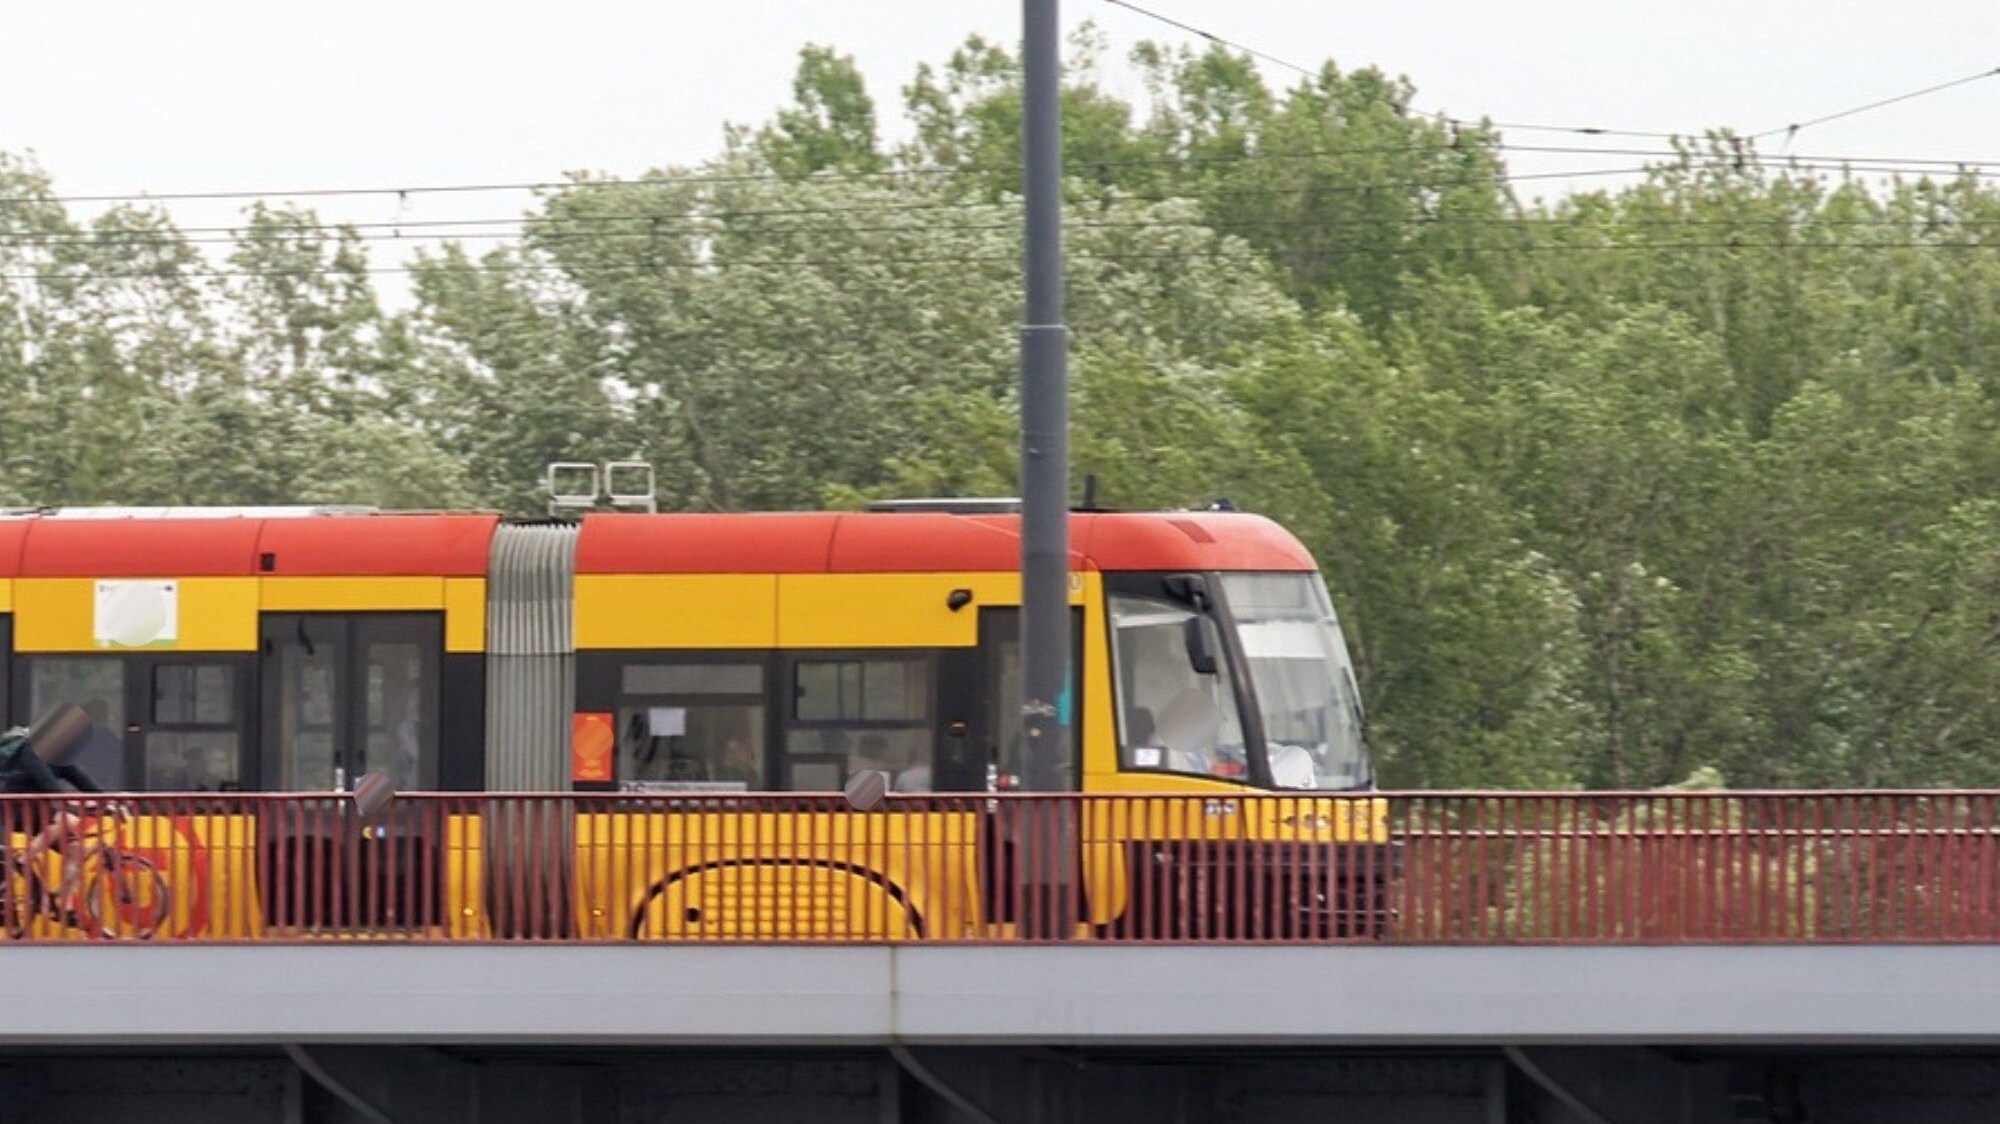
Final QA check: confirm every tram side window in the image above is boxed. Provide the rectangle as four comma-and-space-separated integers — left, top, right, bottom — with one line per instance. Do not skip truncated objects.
274, 635, 341, 791
362, 641, 437, 791
786, 657, 935, 792
617, 662, 766, 790
28, 658, 126, 790
148, 664, 240, 790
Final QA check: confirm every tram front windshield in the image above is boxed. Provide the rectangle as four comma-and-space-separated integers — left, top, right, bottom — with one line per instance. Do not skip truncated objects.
1222, 573, 1370, 790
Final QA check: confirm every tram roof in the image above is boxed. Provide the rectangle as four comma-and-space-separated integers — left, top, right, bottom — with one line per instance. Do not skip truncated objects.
0, 508, 1313, 578
0, 512, 498, 578
573, 510, 1316, 575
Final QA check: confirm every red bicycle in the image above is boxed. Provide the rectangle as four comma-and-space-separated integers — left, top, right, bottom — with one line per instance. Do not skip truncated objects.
2, 804, 169, 940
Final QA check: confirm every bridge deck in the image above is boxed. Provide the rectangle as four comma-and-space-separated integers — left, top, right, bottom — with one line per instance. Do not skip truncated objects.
11, 944, 1999, 1047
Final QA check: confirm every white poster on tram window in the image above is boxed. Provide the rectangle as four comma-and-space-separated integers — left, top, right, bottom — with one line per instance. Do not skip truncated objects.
94, 580, 179, 648
648, 706, 687, 737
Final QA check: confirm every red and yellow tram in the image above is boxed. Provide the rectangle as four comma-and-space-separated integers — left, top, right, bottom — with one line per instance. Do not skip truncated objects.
0, 502, 1386, 940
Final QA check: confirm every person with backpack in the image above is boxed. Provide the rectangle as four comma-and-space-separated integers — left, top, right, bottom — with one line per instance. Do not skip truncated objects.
0, 704, 110, 860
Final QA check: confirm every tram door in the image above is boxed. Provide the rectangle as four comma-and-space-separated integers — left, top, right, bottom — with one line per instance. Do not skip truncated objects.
257, 613, 443, 931
259, 614, 441, 793
937, 607, 1081, 792
934, 607, 1026, 792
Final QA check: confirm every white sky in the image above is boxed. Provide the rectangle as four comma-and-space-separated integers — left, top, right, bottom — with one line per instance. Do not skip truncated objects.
4, 0, 1998, 294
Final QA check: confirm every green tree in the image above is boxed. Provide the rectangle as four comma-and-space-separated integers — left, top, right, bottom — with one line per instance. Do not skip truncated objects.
1232, 313, 1587, 786
749, 45, 885, 178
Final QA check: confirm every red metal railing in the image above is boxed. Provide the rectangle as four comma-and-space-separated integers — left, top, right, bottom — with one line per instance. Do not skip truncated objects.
1, 790, 1995, 944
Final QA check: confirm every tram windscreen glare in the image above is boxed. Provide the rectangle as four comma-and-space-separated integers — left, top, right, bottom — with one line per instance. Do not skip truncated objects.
1221, 573, 1370, 790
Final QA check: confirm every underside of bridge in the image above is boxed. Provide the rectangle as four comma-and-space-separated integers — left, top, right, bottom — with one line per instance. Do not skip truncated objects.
2, 1044, 1999, 1123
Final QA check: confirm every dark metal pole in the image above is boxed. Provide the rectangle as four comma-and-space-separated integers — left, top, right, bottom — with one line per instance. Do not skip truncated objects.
1018, 0, 1071, 795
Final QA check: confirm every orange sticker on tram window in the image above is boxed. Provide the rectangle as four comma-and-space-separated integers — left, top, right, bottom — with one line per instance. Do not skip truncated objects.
571, 712, 615, 783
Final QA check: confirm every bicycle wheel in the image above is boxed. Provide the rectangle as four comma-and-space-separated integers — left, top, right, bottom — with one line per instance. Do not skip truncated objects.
80, 852, 170, 940
2, 850, 57, 940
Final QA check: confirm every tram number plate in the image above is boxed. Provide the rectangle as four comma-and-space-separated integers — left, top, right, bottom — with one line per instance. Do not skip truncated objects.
1203, 800, 1238, 818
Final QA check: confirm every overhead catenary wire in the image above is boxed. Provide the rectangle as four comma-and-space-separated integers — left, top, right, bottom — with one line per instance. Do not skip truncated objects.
13, 178, 2000, 263
1096, 0, 1684, 139
0, 11, 1986, 218
9, 139, 2000, 270
16, 139, 2000, 223
11, 159, 2000, 257
1097, 0, 2000, 152
1100, 0, 1315, 79
3, 135, 1564, 207
0, 169, 1668, 251
0, 163, 1670, 238
9, 117, 2000, 268
2, 144, 1627, 208
1754, 65, 2000, 142
0, 163, 1676, 258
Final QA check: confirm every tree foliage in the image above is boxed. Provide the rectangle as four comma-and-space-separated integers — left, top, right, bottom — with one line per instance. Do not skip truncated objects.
4, 34, 1999, 788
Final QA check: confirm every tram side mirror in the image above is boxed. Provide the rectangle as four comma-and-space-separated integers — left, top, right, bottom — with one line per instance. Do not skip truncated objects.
1163, 573, 1210, 611
1183, 616, 1219, 675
